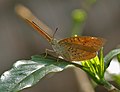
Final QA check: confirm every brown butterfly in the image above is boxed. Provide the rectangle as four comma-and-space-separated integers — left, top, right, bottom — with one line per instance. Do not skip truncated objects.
15, 5, 106, 61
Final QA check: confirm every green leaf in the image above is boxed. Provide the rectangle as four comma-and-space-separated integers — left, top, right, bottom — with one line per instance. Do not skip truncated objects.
99, 48, 104, 78
0, 54, 74, 92
117, 54, 120, 63
104, 48, 120, 71
81, 55, 105, 84
112, 74, 120, 86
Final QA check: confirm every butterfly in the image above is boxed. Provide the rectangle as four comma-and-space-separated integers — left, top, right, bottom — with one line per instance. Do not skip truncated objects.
15, 5, 106, 61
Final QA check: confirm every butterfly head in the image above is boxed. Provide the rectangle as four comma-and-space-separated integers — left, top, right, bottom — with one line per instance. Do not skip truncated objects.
50, 38, 58, 45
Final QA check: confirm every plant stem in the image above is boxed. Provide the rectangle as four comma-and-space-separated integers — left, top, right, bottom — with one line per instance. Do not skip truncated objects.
102, 80, 120, 92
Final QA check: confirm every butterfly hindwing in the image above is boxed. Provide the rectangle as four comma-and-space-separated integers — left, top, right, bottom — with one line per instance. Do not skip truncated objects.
58, 40, 96, 61
58, 36, 106, 61
58, 36, 105, 52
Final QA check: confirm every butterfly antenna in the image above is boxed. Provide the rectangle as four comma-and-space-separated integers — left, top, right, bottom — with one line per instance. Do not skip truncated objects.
52, 28, 58, 40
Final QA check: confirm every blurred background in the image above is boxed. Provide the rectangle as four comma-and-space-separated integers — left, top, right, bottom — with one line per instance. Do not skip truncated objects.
0, 0, 120, 92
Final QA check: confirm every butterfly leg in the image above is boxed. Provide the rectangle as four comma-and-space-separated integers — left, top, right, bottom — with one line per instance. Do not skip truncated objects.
44, 49, 56, 58
56, 58, 60, 62
45, 49, 61, 63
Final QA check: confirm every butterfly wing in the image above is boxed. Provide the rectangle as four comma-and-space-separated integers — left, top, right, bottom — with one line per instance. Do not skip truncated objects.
58, 42, 96, 61
58, 36, 105, 61
58, 36, 106, 52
